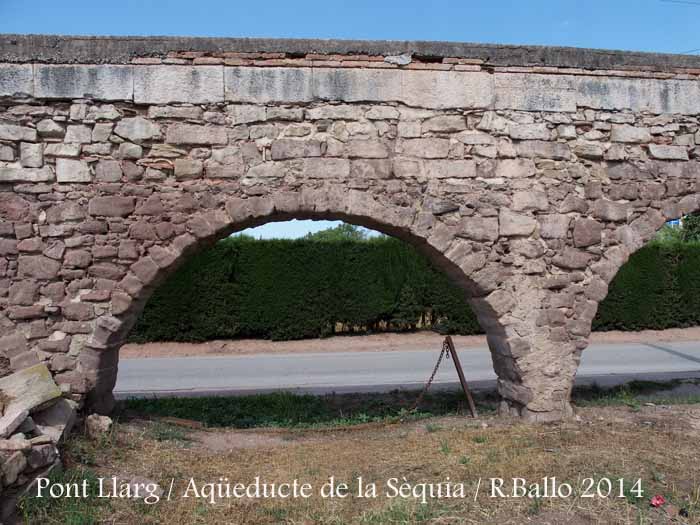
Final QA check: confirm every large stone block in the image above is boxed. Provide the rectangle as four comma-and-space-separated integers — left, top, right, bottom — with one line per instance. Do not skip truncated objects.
34, 64, 133, 100
495, 73, 577, 112
461, 216, 499, 241
18, 255, 61, 279
610, 124, 651, 143
0, 123, 37, 142
0, 165, 53, 183
573, 218, 603, 247
227, 104, 267, 124
349, 159, 390, 179
312, 68, 401, 104
134, 65, 223, 104
539, 214, 571, 239
0, 408, 28, 439
400, 70, 494, 109
512, 190, 549, 212
165, 123, 228, 145
0, 64, 33, 96
88, 196, 135, 217
495, 158, 536, 178
592, 199, 629, 222
312, 68, 493, 109
553, 247, 592, 269
56, 159, 91, 183
421, 115, 467, 133
397, 138, 450, 158
508, 123, 549, 140
225, 66, 313, 103
576, 76, 700, 115
20, 142, 43, 168
499, 209, 536, 236
344, 140, 389, 159
65, 125, 92, 144
423, 159, 476, 179
32, 397, 77, 443
305, 104, 365, 121
516, 141, 570, 160
648, 144, 689, 161
114, 116, 161, 143
95, 160, 123, 182
300, 157, 351, 179
270, 139, 323, 160
174, 159, 203, 180
0, 364, 61, 414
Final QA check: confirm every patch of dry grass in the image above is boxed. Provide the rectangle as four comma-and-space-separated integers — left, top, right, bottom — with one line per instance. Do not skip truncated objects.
22, 404, 700, 524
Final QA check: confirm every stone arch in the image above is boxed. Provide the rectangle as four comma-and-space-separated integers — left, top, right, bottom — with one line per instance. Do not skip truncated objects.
551, 160, 700, 403
80, 186, 514, 414
2, 38, 699, 424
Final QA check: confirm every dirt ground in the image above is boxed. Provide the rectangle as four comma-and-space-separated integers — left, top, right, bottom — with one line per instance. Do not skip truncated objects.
36, 403, 700, 524
120, 326, 700, 359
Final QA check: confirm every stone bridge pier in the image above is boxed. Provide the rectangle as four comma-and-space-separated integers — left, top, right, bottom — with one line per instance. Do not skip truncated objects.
0, 35, 699, 426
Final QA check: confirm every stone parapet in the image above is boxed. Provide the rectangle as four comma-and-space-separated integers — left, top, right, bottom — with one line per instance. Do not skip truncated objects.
2, 62, 700, 114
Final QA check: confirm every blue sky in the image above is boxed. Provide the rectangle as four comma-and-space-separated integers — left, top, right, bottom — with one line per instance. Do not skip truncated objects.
3, 0, 699, 53
2, 0, 698, 238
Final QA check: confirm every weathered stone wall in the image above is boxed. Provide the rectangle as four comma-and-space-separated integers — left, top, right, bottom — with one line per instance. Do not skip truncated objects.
0, 37, 699, 437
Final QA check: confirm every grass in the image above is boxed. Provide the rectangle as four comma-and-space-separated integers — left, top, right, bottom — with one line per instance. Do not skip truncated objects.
123, 389, 495, 429
18, 467, 111, 525
147, 422, 192, 443
20, 399, 700, 525
17, 379, 700, 524
574, 379, 700, 408
359, 501, 445, 524
122, 380, 700, 432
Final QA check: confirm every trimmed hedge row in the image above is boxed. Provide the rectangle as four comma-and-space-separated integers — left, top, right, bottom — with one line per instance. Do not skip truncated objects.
592, 241, 700, 331
129, 238, 700, 343
130, 236, 480, 342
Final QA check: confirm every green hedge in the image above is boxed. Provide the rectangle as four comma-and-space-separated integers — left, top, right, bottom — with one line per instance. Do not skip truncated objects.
592, 241, 700, 331
129, 236, 481, 343
130, 238, 700, 343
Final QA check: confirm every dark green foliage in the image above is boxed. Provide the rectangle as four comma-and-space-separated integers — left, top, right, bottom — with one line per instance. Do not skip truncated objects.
130, 235, 480, 342
682, 213, 700, 242
593, 240, 700, 331
130, 233, 700, 343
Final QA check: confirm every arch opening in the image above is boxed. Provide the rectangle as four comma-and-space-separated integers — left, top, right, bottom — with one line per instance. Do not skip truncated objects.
84, 199, 508, 416
564, 194, 700, 411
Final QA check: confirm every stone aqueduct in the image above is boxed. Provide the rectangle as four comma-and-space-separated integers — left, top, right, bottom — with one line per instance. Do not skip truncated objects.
1, 35, 700, 422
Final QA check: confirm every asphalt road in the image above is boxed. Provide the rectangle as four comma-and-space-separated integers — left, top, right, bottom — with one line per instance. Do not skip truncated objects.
114, 341, 700, 399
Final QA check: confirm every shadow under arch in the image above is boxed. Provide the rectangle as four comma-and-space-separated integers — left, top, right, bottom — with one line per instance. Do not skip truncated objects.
81, 189, 505, 414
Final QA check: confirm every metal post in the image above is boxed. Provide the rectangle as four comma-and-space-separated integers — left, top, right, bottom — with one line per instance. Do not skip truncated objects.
445, 335, 478, 418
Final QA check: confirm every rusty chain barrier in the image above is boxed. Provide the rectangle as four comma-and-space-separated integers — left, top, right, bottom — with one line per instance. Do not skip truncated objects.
409, 336, 478, 417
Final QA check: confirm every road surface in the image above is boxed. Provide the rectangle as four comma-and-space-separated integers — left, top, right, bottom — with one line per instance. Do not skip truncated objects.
114, 340, 700, 399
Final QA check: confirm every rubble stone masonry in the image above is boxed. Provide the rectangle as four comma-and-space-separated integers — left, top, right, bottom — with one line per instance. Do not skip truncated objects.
1, 35, 700, 428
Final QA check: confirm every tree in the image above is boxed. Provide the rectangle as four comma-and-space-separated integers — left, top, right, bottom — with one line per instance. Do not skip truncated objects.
304, 223, 369, 242
682, 213, 700, 242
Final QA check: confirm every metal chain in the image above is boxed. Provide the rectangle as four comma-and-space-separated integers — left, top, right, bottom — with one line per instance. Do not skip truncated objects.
408, 338, 449, 413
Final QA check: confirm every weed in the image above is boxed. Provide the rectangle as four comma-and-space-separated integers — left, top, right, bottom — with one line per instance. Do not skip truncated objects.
148, 422, 191, 443
527, 497, 543, 516
439, 439, 451, 455
425, 423, 441, 433
360, 501, 441, 524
